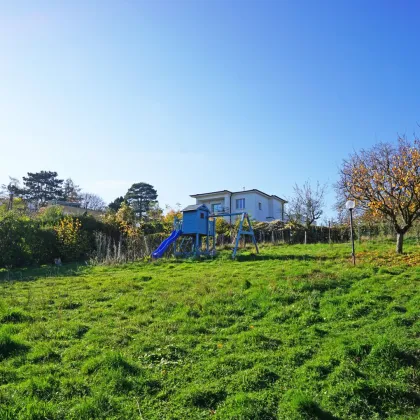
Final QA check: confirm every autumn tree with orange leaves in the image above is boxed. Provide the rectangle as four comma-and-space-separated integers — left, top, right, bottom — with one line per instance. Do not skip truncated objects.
336, 137, 420, 253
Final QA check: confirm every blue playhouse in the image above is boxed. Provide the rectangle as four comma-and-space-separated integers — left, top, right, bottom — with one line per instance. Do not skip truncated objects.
152, 204, 259, 259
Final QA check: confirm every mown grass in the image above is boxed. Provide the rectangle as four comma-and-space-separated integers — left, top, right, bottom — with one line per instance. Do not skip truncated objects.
0, 241, 419, 419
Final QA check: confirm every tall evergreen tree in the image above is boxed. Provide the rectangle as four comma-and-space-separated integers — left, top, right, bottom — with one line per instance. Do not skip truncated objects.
125, 182, 157, 220
108, 196, 125, 212
62, 178, 81, 203
22, 171, 64, 207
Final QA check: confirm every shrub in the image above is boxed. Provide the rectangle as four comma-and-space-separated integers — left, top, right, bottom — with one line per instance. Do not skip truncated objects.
54, 217, 89, 262
216, 218, 231, 235
0, 211, 36, 267
37, 205, 64, 225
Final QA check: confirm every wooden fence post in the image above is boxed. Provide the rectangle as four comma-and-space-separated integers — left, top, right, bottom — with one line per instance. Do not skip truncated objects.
328, 221, 331, 245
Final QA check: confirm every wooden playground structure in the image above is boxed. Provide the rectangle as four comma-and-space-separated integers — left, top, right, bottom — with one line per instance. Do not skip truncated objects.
152, 204, 259, 259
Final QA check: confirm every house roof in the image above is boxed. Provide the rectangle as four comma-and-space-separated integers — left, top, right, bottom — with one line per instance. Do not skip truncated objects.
190, 189, 287, 203
182, 204, 210, 212
190, 190, 231, 198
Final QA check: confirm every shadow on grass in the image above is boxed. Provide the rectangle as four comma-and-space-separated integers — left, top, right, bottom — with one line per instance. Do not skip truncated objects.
0, 335, 29, 359
293, 398, 342, 420
0, 262, 89, 283
306, 405, 341, 420
235, 254, 334, 263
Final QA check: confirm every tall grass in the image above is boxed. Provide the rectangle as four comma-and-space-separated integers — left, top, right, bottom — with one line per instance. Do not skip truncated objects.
89, 231, 168, 265
0, 242, 418, 419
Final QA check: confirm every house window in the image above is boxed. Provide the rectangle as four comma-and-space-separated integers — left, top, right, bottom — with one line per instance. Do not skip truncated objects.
258, 202, 262, 210
236, 198, 245, 209
200, 212, 204, 219
211, 203, 222, 213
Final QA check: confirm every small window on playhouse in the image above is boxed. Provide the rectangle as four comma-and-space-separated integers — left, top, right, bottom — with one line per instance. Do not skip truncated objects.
258, 202, 262, 210
200, 213, 204, 219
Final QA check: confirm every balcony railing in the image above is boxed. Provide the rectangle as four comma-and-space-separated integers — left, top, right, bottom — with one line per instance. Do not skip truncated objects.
210, 206, 230, 214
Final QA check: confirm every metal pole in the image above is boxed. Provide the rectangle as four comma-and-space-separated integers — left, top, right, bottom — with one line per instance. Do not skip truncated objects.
206, 222, 209, 254
328, 220, 331, 244
195, 233, 200, 256
349, 208, 355, 265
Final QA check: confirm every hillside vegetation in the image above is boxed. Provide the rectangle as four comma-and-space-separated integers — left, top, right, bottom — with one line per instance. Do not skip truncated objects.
0, 242, 419, 419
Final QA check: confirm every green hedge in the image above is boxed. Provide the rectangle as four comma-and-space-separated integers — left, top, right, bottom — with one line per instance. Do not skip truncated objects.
0, 211, 120, 268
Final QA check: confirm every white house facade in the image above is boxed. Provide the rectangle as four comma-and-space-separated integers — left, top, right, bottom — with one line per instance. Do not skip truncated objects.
190, 189, 287, 223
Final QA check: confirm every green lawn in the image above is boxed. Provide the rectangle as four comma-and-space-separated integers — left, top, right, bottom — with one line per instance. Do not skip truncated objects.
0, 241, 419, 419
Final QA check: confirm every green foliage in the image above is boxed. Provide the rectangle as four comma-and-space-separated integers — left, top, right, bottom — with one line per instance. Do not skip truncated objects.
115, 202, 136, 236
54, 217, 89, 261
108, 196, 125, 212
0, 197, 27, 213
21, 170, 64, 206
125, 182, 158, 220
37, 205, 64, 225
0, 211, 37, 267
0, 210, 56, 267
0, 242, 418, 418
140, 220, 165, 235
0, 209, 121, 268
162, 209, 182, 233
215, 217, 231, 235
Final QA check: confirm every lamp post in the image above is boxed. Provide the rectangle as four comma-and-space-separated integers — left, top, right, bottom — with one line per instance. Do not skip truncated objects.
346, 200, 356, 265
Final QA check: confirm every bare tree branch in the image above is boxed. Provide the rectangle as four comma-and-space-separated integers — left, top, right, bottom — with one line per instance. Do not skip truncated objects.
80, 193, 106, 211
286, 180, 328, 228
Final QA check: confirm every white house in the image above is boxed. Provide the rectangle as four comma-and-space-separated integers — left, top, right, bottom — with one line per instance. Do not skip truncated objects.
190, 189, 287, 223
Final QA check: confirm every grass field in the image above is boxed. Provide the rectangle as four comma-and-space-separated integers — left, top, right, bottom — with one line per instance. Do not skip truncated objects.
0, 241, 419, 419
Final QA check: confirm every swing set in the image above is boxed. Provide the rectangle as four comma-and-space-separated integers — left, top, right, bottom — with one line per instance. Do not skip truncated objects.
151, 204, 259, 259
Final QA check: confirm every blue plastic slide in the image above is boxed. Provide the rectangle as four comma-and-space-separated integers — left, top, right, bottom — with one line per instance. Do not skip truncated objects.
152, 230, 182, 259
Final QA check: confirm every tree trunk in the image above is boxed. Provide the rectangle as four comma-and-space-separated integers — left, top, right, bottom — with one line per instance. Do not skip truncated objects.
396, 232, 404, 254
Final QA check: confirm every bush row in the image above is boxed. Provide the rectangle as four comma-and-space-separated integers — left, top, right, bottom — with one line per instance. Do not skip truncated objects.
0, 210, 119, 268
2, 206, 415, 268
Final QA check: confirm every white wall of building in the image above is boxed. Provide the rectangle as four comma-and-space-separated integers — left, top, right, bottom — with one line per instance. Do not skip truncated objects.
272, 199, 283, 220
194, 192, 231, 222
193, 191, 286, 223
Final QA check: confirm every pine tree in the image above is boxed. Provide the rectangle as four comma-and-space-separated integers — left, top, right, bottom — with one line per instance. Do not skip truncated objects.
108, 196, 125, 212
22, 171, 64, 207
125, 182, 158, 220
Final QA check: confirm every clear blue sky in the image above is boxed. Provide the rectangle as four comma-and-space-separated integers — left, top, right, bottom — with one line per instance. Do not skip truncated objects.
1, 0, 420, 219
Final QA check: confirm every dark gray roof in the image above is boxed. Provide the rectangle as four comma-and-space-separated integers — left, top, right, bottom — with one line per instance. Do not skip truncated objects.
190, 189, 287, 203
190, 190, 231, 198
182, 204, 209, 212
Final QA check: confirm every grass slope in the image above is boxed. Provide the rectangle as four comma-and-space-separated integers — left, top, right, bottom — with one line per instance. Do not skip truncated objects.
0, 241, 419, 419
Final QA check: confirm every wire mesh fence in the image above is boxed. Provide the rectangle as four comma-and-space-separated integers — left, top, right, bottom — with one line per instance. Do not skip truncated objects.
89, 222, 420, 264
89, 231, 168, 264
